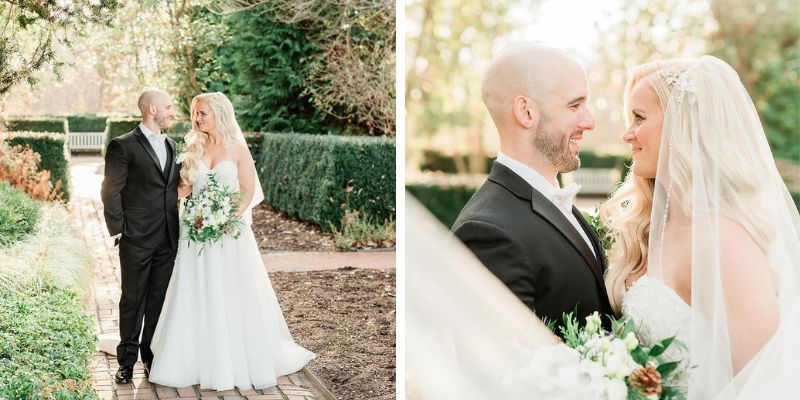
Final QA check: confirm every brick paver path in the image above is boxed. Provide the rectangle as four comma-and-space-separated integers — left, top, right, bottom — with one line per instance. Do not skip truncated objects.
68, 155, 328, 400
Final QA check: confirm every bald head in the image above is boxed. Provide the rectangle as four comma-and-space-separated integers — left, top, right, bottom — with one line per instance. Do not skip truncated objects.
481, 44, 584, 131
138, 88, 172, 116
137, 88, 175, 131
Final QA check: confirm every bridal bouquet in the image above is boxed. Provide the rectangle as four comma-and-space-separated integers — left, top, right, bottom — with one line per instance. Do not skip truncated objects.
547, 312, 687, 400
182, 173, 242, 250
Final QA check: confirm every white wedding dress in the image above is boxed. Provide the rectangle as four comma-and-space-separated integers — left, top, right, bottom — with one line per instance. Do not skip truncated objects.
148, 160, 314, 390
622, 276, 691, 391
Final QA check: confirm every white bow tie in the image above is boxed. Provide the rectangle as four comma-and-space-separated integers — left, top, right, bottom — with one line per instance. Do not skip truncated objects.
553, 183, 581, 210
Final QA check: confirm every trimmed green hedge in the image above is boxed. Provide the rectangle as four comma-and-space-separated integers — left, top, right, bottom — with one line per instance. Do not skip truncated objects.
8, 133, 70, 201
4, 118, 68, 134
104, 118, 140, 150
419, 149, 632, 178
166, 131, 263, 163
0, 182, 40, 248
0, 284, 96, 399
259, 133, 395, 230
64, 114, 107, 132
406, 184, 477, 229
166, 120, 192, 135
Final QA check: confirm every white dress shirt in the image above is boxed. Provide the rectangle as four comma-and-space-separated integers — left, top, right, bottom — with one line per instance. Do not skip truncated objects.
496, 152, 596, 258
140, 123, 167, 171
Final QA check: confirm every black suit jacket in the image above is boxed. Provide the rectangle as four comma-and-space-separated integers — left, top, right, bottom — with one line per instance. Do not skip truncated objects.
101, 127, 180, 250
452, 161, 613, 330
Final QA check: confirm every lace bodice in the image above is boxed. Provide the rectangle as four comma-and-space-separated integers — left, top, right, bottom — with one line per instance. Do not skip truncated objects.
194, 160, 238, 191
622, 276, 691, 388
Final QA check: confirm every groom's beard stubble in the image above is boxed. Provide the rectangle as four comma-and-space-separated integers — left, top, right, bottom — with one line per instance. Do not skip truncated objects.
533, 116, 580, 173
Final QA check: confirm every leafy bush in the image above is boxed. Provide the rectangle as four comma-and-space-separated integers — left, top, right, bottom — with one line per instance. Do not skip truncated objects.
6, 132, 69, 201
103, 117, 140, 150
0, 200, 95, 399
3, 118, 68, 134
176, 7, 337, 134
0, 182, 40, 248
406, 184, 478, 229
258, 133, 395, 230
0, 284, 97, 400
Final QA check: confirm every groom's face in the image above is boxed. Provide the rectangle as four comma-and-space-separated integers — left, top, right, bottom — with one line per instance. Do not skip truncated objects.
532, 68, 595, 173
153, 94, 176, 131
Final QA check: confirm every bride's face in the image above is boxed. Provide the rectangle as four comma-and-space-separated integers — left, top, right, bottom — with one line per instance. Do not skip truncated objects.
193, 99, 217, 134
623, 81, 663, 179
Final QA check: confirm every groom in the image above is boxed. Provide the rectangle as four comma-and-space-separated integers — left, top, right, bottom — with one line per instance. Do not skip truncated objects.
101, 88, 179, 384
452, 44, 613, 332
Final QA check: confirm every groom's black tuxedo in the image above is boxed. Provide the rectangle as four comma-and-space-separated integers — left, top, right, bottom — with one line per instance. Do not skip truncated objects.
452, 161, 613, 332
101, 126, 179, 368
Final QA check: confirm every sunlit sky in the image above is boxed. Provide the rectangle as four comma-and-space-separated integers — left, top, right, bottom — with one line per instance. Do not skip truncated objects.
504, 0, 621, 62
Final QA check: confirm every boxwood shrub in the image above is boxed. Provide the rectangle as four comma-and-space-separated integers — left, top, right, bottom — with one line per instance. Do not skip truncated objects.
0, 284, 96, 400
4, 118, 68, 134
406, 184, 478, 229
8, 133, 70, 201
0, 182, 40, 248
258, 133, 395, 230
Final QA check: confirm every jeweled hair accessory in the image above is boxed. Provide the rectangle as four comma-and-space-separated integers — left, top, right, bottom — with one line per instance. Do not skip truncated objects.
660, 68, 697, 104
657, 69, 682, 89
209, 92, 225, 112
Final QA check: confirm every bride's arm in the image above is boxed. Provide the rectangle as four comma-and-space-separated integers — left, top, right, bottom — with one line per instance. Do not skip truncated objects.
720, 219, 779, 373
177, 164, 193, 198
235, 142, 257, 218
178, 183, 193, 199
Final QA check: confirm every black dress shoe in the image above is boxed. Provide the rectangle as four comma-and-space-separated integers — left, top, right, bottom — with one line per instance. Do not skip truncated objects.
143, 360, 152, 379
115, 366, 133, 384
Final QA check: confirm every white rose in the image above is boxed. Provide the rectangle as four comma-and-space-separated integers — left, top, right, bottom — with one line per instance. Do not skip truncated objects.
605, 378, 628, 400
623, 332, 639, 350
604, 352, 636, 379
585, 312, 602, 334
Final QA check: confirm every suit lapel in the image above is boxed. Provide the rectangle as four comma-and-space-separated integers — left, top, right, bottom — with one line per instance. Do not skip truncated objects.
165, 137, 176, 184
134, 127, 167, 182
487, 161, 604, 284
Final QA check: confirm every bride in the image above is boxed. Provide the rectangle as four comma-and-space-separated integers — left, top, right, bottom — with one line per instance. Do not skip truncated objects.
407, 55, 799, 399
148, 92, 314, 390
601, 56, 800, 398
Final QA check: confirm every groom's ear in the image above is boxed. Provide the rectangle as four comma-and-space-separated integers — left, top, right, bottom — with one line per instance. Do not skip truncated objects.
512, 95, 537, 129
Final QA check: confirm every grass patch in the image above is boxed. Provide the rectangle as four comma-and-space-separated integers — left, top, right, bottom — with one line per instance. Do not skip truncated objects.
0, 182, 40, 248
332, 209, 396, 251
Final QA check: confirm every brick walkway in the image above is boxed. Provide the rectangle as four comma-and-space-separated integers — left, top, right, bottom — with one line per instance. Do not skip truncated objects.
68, 156, 328, 400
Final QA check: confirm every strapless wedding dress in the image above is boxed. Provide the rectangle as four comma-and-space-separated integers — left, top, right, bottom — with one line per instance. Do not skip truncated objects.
622, 276, 691, 391
149, 160, 314, 390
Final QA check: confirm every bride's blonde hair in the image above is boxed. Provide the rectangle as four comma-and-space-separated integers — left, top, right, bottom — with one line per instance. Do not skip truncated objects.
601, 60, 693, 315
179, 92, 245, 187
602, 58, 775, 315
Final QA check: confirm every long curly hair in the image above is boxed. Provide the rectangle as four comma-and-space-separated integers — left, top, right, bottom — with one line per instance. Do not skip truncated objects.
179, 92, 245, 187
600, 60, 694, 314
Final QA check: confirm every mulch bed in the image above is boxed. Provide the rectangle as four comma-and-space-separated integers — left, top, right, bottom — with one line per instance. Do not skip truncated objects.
270, 268, 396, 400
251, 204, 338, 252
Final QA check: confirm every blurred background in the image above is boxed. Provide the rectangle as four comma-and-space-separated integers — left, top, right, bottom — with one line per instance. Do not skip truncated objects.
405, 0, 800, 228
